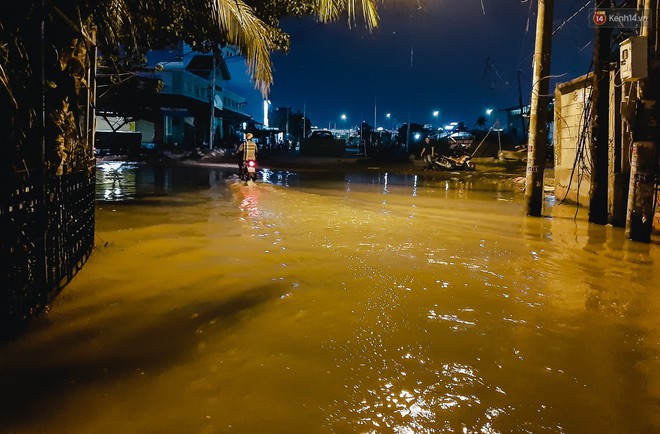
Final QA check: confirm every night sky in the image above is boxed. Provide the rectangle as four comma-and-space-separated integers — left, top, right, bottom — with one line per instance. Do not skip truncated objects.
264, 0, 595, 131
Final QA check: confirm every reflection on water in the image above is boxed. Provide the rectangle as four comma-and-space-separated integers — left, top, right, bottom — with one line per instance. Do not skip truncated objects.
96, 161, 139, 200
2, 163, 659, 433
95, 161, 231, 201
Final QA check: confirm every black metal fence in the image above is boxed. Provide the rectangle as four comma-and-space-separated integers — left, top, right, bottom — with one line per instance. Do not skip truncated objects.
1, 165, 95, 340
1, 8, 98, 340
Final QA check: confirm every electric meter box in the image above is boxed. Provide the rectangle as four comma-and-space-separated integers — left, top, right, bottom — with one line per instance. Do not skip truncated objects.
620, 36, 647, 81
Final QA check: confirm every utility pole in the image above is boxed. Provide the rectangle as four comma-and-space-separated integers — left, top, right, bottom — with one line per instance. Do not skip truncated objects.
626, 0, 659, 241
208, 49, 217, 150
525, 0, 554, 216
373, 94, 377, 129
589, 0, 613, 225
609, 66, 628, 227
611, 0, 641, 227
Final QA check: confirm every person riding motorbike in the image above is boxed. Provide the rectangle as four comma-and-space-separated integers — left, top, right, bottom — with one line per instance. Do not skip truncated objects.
238, 132, 258, 179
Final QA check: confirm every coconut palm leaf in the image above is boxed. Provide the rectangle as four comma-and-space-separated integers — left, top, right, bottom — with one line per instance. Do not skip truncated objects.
1, 0, 380, 100
212, 0, 276, 95
317, 0, 379, 30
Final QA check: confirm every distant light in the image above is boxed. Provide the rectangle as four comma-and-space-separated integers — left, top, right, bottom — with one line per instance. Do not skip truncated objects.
341, 114, 347, 120
450, 122, 458, 126
414, 132, 421, 140
376, 127, 384, 131
386, 113, 391, 118
486, 108, 493, 116
433, 110, 439, 117
263, 99, 271, 128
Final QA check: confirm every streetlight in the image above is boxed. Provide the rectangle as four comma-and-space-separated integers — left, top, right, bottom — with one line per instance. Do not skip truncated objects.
485, 108, 494, 129
432, 110, 440, 131
341, 114, 349, 141
302, 94, 315, 138
386, 112, 400, 131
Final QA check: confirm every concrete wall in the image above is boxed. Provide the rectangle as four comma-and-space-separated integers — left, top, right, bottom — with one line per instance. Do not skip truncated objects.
554, 74, 593, 206
554, 73, 659, 234
135, 120, 155, 144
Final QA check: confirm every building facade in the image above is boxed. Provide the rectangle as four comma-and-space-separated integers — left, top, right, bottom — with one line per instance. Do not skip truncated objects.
135, 42, 252, 150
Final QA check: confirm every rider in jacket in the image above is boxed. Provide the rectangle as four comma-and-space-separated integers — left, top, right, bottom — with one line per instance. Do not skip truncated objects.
238, 132, 258, 174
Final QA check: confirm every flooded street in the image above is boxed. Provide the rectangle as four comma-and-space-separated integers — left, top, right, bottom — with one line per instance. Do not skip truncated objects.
2, 161, 660, 433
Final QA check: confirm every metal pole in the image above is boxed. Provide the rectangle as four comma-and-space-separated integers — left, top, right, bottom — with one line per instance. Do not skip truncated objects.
208, 50, 217, 150
524, 0, 554, 216
405, 121, 410, 154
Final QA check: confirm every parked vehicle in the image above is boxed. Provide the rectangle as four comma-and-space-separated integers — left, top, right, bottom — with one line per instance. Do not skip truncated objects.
300, 129, 345, 157
309, 130, 335, 139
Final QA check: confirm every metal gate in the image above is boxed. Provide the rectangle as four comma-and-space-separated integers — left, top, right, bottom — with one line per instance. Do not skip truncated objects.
1, 9, 97, 340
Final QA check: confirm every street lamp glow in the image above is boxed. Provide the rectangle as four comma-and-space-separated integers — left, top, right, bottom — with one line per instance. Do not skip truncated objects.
341, 114, 349, 141
486, 108, 493, 116
263, 99, 271, 128
386, 113, 391, 118
432, 110, 439, 117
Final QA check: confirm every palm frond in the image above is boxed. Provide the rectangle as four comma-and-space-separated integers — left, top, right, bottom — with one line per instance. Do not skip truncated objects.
317, 0, 379, 30
214, 0, 276, 96
0, 42, 17, 108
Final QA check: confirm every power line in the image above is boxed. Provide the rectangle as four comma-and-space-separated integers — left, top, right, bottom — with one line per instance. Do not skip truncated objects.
553, 0, 591, 36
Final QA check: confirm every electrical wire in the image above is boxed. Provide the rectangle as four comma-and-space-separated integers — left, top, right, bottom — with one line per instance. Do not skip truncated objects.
513, 0, 594, 107
553, 0, 591, 36
556, 59, 595, 218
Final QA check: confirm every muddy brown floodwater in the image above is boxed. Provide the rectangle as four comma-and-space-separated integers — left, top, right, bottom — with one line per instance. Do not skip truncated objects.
1, 161, 659, 433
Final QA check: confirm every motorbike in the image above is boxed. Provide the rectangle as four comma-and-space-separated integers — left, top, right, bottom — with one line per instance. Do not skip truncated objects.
432, 152, 475, 171
422, 140, 475, 172
240, 159, 258, 182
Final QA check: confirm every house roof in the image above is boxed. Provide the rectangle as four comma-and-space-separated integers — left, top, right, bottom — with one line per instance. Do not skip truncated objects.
156, 93, 251, 122
186, 55, 231, 80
